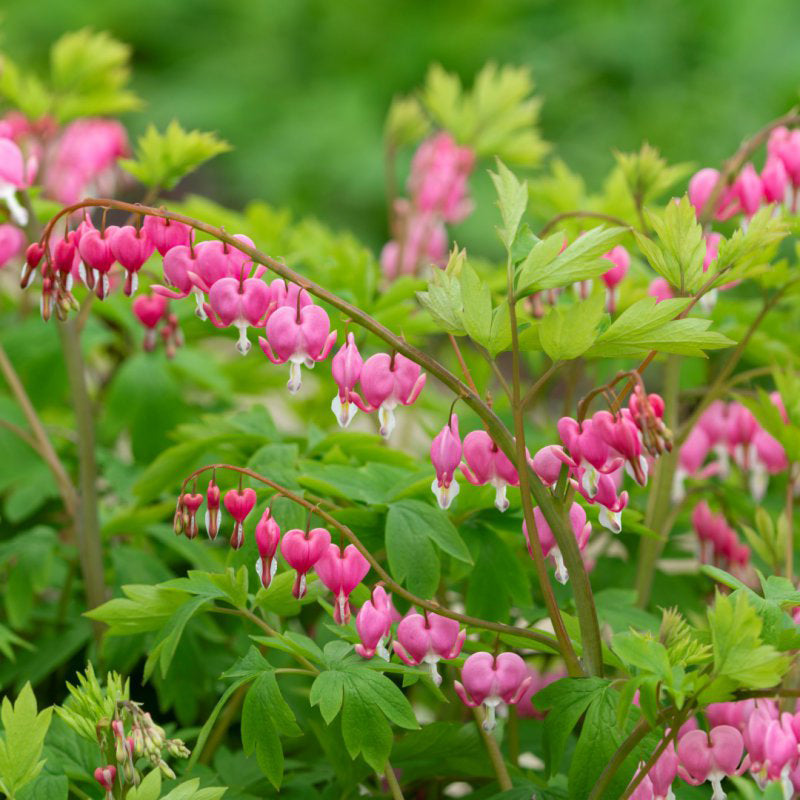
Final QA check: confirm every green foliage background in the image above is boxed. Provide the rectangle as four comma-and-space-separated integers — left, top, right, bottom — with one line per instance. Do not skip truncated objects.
3, 0, 800, 248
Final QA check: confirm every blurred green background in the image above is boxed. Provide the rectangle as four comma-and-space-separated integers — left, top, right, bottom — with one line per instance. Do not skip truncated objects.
3, 0, 799, 247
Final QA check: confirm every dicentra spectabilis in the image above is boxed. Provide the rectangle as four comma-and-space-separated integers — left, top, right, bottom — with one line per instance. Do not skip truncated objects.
557, 416, 618, 496
430, 413, 462, 509
110, 225, 156, 296
392, 611, 465, 685
515, 666, 566, 719
132, 293, 169, 352
523, 503, 591, 584
254, 507, 281, 589
768, 126, 800, 188
142, 215, 193, 256
204, 274, 271, 354
94, 765, 117, 800
677, 725, 744, 800
750, 428, 788, 501
759, 714, 797, 789
331, 332, 363, 427
189, 234, 256, 292
580, 471, 628, 533
453, 651, 531, 731
351, 352, 426, 439
78, 223, 120, 298
531, 444, 570, 487
628, 771, 654, 800
649, 741, 678, 800
731, 163, 763, 218
268, 278, 312, 315
280, 526, 331, 599
705, 700, 755, 731
460, 429, 519, 511
259, 303, 337, 393
672, 425, 711, 502
593, 410, 649, 486
205, 479, 221, 540
21, 241, 43, 289
314, 543, 370, 624
355, 586, 394, 660
380, 206, 448, 279
0, 223, 24, 269
0, 134, 37, 225
600, 245, 630, 312
223, 487, 256, 550
762, 155, 789, 205
688, 167, 722, 218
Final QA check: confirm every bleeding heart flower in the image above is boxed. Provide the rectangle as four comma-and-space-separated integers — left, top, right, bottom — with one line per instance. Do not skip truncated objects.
204, 275, 271, 354
355, 586, 394, 660
132, 293, 169, 351
142, 215, 193, 256
592, 410, 648, 486
153, 243, 209, 319
255, 508, 281, 589
392, 611, 465, 686
180, 492, 204, 539
314, 543, 370, 624
110, 225, 156, 296
351, 353, 426, 439
600, 245, 630, 312
259, 304, 337, 393
0, 136, 37, 225
223, 488, 257, 550
430, 414, 462, 509
331, 332, 363, 427
268, 278, 312, 316
762, 155, 789, 204
557, 416, 619, 496
677, 725, 744, 800
460, 429, 519, 511
280, 527, 332, 598
94, 765, 117, 799
21, 242, 44, 289
579, 471, 628, 533
0, 223, 24, 270
453, 651, 532, 731
523, 503, 591, 584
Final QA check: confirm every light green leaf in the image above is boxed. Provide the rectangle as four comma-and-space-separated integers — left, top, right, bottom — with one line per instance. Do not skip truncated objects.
387, 500, 472, 563
459, 263, 492, 346
126, 768, 161, 800
120, 120, 231, 190
341, 678, 394, 771
347, 670, 419, 730
490, 160, 528, 249
310, 671, 346, 724
539, 291, 605, 361
488, 304, 512, 357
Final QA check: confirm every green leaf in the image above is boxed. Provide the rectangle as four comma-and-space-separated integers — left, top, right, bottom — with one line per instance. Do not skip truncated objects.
459, 263, 493, 346
341, 677, 394, 771
635, 196, 705, 291
533, 677, 609, 777
49, 29, 142, 120
126, 768, 161, 800
488, 304, 512, 357
416, 249, 467, 334
120, 120, 231, 190
490, 160, 528, 249
0, 683, 53, 797
517, 226, 627, 293
347, 670, 419, 730
310, 671, 346, 724
0, 56, 51, 118
611, 632, 671, 680
384, 94, 430, 147
241, 671, 301, 788
388, 500, 472, 563
144, 594, 210, 681
539, 291, 605, 361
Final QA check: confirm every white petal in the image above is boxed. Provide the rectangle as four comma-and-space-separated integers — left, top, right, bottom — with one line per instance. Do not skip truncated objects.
493, 482, 509, 512
378, 404, 396, 439
598, 506, 622, 534
287, 361, 302, 394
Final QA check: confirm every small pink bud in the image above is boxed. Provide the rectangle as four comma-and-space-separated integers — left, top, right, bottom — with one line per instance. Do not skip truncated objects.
180, 492, 204, 539
355, 586, 394, 660
762, 154, 789, 203
94, 765, 117, 792
331, 332, 363, 427
223, 487, 257, 549
430, 414, 462, 509
254, 508, 281, 589
205, 479, 221, 540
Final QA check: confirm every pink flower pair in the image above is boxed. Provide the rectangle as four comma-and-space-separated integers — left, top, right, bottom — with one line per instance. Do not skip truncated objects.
393, 610, 465, 686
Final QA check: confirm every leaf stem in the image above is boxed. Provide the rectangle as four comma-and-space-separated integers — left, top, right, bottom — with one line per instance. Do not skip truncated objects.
384, 762, 405, 800
472, 706, 512, 791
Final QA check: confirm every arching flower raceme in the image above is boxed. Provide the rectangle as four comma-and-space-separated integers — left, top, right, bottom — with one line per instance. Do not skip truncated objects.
523, 504, 591, 584
430, 414, 462, 509
0, 135, 37, 225
453, 651, 531, 731
179, 492, 204, 539
314, 543, 370, 624
331, 332, 363, 428
392, 611, 465, 686
280, 527, 331, 599
223, 487, 256, 550
204, 275, 271, 354
110, 225, 156, 296
205, 479, 221, 540
255, 508, 281, 589
142, 215, 193, 256
351, 353, 426, 439
355, 586, 394, 660
259, 304, 337, 393
677, 725, 744, 800
132, 293, 169, 352
459, 430, 519, 512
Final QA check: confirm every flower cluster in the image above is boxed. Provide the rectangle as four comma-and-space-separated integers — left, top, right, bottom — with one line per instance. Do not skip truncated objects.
381, 132, 474, 280
631, 698, 800, 800
691, 501, 750, 574
429, 415, 519, 511
674, 398, 788, 503
131, 292, 183, 357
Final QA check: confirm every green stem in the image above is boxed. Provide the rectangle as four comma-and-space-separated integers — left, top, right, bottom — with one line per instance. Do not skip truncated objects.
384, 762, 405, 800
472, 707, 512, 791
787, 465, 795, 582
57, 317, 106, 629
634, 354, 680, 608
